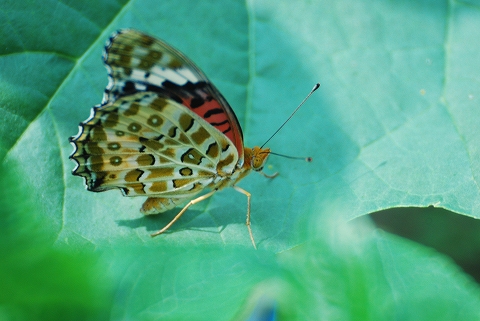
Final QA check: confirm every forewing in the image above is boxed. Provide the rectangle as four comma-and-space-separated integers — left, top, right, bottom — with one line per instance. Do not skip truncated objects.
70, 92, 238, 199
103, 29, 244, 163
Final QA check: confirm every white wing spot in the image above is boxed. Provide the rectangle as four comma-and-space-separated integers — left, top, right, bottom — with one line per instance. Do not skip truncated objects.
151, 66, 189, 85
131, 69, 148, 81
147, 74, 166, 85
177, 68, 199, 83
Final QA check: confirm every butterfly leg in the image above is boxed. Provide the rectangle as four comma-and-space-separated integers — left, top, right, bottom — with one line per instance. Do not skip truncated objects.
233, 186, 257, 249
150, 190, 217, 237
259, 171, 279, 179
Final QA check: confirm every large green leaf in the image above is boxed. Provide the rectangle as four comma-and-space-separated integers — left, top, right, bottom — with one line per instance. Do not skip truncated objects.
2, 0, 480, 319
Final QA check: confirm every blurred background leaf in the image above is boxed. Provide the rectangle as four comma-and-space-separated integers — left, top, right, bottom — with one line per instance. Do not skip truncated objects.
1, 0, 480, 319
0, 164, 113, 320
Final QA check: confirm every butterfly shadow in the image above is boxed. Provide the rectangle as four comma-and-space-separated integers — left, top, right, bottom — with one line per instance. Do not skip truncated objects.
115, 205, 234, 236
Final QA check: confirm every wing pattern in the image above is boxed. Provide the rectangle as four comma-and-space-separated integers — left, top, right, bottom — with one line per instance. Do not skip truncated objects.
102, 29, 244, 163
70, 92, 238, 200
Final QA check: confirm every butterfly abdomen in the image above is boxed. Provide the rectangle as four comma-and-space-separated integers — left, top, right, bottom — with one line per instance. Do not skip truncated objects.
141, 197, 183, 215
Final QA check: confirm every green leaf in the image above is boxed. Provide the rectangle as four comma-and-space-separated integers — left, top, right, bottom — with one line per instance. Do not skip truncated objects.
85, 219, 480, 320
0, 166, 113, 320
2, 0, 480, 319
273, 220, 480, 320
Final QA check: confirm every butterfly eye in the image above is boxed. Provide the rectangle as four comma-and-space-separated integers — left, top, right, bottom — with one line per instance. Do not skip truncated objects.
250, 158, 260, 170
250, 147, 270, 171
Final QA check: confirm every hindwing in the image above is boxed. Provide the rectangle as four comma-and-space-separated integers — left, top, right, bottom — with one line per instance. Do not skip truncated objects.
70, 92, 238, 199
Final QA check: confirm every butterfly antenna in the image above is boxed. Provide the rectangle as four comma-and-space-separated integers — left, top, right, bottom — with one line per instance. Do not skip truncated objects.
268, 152, 313, 162
260, 83, 320, 149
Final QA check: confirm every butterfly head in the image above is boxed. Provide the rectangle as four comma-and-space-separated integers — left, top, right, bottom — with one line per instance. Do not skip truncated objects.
245, 146, 271, 171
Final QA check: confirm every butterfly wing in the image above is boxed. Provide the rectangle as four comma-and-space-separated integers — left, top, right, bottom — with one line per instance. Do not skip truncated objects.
103, 29, 244, 164
70, 92, 238, 200
70, 29, 246, 201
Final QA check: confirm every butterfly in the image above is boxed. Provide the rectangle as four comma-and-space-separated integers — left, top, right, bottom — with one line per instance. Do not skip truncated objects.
69, 29, 280, 248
